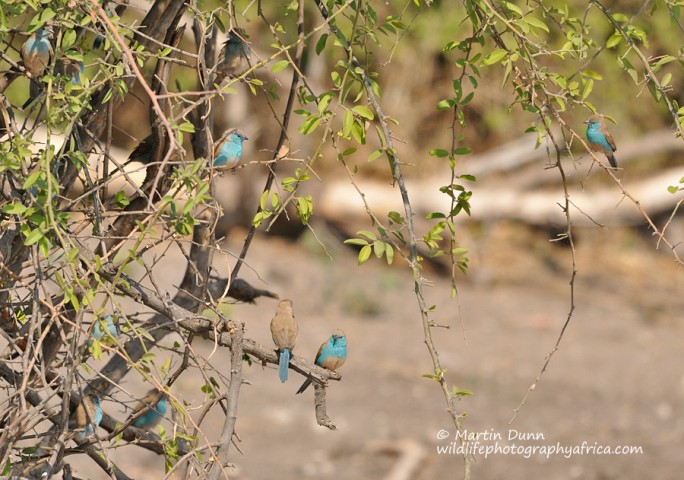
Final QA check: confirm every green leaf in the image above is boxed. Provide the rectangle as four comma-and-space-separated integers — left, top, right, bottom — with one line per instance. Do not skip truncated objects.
429, 149, 449, 158
524, 16, 549, 33
344, 238, 369, 246
352, 105, 374, 120
436, 99, 455, 110
368, 149, 384, 163
316, 33, 329, 55
272, 60, 289, 73
358, 245, 372, 265
606, 32, 622, 49
503, 1, 523, 16
24, 228, 45, 246
3, 203, 27, 215
358, 230, 377, 241
482, 49, 507, 66
452, 386, 474, 396
384, 243, 394, 265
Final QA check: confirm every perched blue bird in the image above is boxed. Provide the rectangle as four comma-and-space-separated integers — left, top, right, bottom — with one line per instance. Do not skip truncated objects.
296, 329, 347, 394
270, 299, 297, 383
215, 28, 250, 83
21, 26, 53, 108
88, 314, 119, 346
68, 394, 102, 442
585, 115, 617, 168
130, 388, 168, 430
213, 129, 248, 170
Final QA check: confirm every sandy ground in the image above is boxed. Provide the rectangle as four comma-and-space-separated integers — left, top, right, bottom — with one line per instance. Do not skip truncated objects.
61, 217, 684, 480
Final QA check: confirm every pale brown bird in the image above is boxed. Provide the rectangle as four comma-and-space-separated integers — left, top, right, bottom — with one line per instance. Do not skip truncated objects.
270, 299, 298, 383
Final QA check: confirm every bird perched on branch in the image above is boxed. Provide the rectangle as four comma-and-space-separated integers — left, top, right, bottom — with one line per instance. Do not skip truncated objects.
228, 278, 279, 303
68, 394, 102, 442
215, 28, 250, 83
88, 314, 119, 346
129, 388, 168, 430
21, 26, 53, 108
584, 115, 617, 169
213, 129, 248, 171
108, 133, 156, 179
55, 50, 85, 86
296, 329, 347, 394
270, 299, 298, 383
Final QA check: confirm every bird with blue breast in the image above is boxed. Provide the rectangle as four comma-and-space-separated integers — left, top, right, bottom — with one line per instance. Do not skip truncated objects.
87, 314, 119, 347
213, 129, 248, 171
270, 299, 298, 383
21, 26, 54, 108
584, 114, 617, 169
129, 388, 168, 430
68, 394, 103, 443
215, 28, 251, 83
296, 329, 347, 394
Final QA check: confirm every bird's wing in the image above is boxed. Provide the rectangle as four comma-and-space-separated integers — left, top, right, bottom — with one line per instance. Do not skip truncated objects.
601, 127, 617, 152
315, 341, 327, 364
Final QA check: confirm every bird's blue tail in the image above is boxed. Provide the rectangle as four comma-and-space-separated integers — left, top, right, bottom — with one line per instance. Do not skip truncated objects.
279, 349, 290, 383
608, 154, 617, 169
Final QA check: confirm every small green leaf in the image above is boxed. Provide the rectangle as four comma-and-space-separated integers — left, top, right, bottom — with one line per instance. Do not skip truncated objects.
606, 32, 622, 49
368, 149, 384, 163
429, 149, 449, 158
524, 16, 549, 33
384, 243, 394, 265
3, 203, 27, 215
24, 228, 45, 246
272, 60, 289, 73
344, 238, 369, 246
358, 245, 372, 265
482, 49, 507, 66
316, 33, 328, 55
373, 241, 385, 258
436, 99, 455, 110
352, 105, 374, 120
358, 230, 377, 241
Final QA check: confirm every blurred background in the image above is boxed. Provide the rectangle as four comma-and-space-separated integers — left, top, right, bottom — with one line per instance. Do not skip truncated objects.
3, 0, 684, 477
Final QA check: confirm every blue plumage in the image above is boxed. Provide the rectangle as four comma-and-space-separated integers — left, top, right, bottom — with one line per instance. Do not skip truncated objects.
22, 27, 53, 78
21, 26, 53, 108
88, 314, 118, 346
69, 394, 102, 442
270, 299, 297, 384
213, 130, 248, 170
279, 348, 291, 383
131, 389, 168, 430
296, 330, 347, 394
585, 115, 617, 168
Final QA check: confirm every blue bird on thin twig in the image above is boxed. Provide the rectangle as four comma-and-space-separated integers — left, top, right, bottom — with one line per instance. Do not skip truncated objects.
213, 129, 248, 171
584, 115, 617, 169
296, 329, 347, 394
